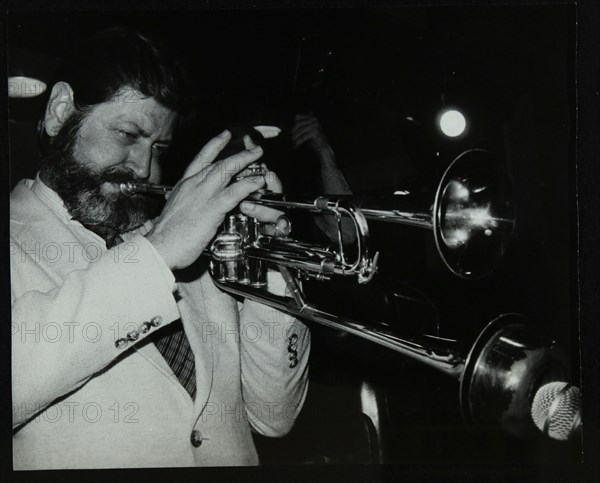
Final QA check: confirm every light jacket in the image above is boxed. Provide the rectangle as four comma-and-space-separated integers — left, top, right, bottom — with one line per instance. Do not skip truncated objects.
11, 177, 310, 469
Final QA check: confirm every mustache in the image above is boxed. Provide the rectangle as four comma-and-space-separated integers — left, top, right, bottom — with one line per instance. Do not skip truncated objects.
96, 166, 145, 185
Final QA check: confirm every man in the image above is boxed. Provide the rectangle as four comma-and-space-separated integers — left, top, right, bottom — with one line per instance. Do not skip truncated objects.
290, 113, 352, 196
290, 113, 356, 244
10, 27, 310, 469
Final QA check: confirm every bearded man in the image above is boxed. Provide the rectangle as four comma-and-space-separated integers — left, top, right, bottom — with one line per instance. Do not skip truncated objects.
10, 27, 310, 469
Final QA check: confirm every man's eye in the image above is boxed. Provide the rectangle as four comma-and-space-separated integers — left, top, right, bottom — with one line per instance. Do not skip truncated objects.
118, 130, 136, 139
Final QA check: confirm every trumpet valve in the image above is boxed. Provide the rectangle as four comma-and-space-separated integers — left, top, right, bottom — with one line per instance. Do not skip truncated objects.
210, 216, 245, 282
274, 215, 292, 238
233, 163, 267, 182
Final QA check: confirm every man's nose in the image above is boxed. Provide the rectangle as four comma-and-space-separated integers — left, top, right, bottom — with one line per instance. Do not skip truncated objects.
126, 145, 153, 179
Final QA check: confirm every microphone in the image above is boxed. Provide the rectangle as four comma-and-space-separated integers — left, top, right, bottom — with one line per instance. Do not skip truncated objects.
531, 382, 581, 441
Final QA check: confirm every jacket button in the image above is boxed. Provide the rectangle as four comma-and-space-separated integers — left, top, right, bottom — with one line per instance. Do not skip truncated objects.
127, 329, 140, 342
190, 429, 203, 448
150, 316, 163, 327
115, 338, 129, 349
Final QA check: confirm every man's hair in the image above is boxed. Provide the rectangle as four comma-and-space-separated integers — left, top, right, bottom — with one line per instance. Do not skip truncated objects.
38, 26, 190, 156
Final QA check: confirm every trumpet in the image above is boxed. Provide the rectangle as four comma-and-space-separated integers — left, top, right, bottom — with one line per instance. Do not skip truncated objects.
120, 149, 567, 435
121, 149, 515, 280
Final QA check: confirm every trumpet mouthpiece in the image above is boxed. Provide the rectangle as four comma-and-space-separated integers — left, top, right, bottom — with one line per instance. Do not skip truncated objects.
120, 182, 135, 196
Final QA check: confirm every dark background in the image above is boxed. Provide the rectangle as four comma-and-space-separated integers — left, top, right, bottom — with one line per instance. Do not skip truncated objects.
6, 3, 582, 471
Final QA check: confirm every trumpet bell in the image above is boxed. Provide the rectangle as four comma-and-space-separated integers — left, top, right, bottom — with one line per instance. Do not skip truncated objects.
434, 149, 515, 279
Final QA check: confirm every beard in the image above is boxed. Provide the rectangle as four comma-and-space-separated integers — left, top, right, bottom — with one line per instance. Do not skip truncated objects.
39, 113, 163, 248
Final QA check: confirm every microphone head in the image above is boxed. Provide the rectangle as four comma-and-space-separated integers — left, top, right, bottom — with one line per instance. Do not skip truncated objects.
531, 382, 581, 441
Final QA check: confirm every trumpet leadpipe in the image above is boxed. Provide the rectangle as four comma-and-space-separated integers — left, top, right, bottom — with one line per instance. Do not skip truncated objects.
120, 163, 266, 197
120, 182, 173, 196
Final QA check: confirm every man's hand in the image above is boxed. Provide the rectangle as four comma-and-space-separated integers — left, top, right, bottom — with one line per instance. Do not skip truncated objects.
291, 114, 332, 154
146, 130, 269, 271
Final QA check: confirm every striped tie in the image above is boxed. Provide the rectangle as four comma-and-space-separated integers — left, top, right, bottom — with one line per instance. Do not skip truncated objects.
111, 234, 196, 399
151, 319, 197, 400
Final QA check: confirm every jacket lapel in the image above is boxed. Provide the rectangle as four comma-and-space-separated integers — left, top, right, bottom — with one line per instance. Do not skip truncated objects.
175, 266, 228, 419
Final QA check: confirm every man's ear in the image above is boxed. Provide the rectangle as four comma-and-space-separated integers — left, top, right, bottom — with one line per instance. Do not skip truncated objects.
43, 81, 76, 137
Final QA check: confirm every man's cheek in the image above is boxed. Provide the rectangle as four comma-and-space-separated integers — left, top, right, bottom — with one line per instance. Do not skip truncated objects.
81, 138, 129, 173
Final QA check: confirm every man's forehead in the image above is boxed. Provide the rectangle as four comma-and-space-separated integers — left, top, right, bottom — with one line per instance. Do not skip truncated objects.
98, 89, 177, 134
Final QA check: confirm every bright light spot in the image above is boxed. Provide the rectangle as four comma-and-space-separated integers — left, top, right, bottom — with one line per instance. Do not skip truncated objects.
253, 125, 281, 139
448, 228, 469, 247
393, 190, 410, 195
8, 76, 47, 98
468, 207, 492, 227
450, 181, 470, 201
439, 109, 467, 137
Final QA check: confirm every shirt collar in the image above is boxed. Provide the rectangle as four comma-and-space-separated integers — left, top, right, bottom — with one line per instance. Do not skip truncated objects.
31, 172, 71, 223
